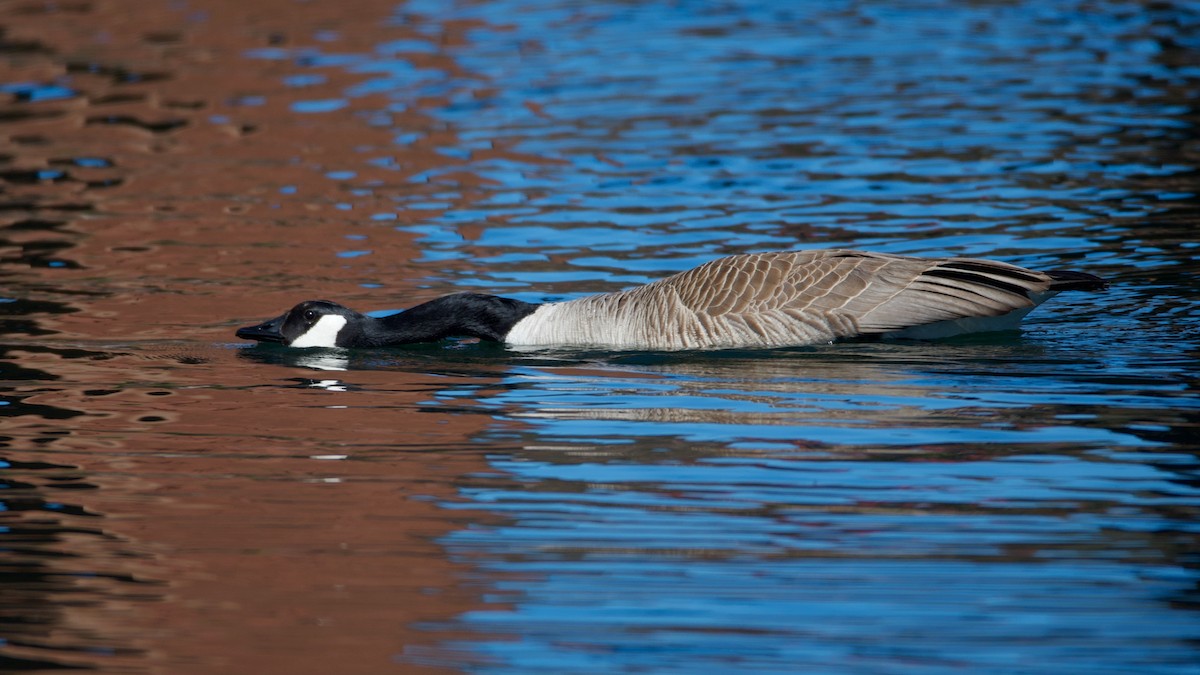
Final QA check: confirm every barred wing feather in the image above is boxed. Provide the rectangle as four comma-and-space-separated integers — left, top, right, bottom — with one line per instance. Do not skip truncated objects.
654, 250, 1054, 345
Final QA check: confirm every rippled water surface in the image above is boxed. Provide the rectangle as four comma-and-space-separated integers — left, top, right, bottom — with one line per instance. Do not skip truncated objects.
2, 0, 1198, 673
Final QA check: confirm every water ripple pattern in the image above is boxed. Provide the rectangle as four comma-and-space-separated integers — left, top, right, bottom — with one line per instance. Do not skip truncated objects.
1, 0, 1198, 672
348, 0, 1196, 299
356, 1, 1200, 672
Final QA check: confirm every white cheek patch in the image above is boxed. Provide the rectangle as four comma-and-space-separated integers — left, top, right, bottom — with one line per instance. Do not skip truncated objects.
289, 314, 348, 348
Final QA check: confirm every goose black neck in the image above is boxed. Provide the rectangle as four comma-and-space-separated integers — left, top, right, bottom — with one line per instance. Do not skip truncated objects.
345, 293, 540, 347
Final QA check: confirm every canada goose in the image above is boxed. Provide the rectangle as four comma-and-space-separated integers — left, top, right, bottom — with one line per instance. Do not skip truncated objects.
235, 249, 1106, 351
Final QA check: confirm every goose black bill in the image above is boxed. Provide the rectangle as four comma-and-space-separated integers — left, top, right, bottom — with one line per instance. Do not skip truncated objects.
236, 314, 287, 343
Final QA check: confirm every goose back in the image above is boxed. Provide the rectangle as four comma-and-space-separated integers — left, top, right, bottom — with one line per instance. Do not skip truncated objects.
505, 249, 1092, 350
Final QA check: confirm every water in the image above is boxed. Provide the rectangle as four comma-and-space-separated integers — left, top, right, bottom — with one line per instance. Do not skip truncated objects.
2, 0, 1198, 672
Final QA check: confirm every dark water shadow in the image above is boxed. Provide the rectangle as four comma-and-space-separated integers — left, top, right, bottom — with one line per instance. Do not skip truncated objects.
232, 329, 1044, 372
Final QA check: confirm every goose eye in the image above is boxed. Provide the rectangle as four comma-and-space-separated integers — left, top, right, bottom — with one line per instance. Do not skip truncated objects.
303, 310, 317, 321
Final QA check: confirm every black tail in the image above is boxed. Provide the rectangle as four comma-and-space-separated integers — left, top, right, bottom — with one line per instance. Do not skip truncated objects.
1046, 270, 1108, 291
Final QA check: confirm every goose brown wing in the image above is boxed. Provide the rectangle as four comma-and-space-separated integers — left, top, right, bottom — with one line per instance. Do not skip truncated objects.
655, 249, 1053, 339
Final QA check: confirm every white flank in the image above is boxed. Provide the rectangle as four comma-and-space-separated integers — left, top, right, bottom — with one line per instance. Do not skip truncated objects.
506, 301, 632, 348
505, 304, 574, 346
884, 306, 1035, 340
505, 297, 698, 350
290, 314, 348, 348
884, 291, 1057, 340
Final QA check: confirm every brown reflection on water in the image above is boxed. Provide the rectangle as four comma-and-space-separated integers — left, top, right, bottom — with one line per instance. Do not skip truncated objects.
1, 0, 514, 671
1, 0, 515, 342
4, 350, 507, 672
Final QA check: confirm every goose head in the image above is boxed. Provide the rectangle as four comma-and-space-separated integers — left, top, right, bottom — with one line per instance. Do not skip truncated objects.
236, 300, 359, 348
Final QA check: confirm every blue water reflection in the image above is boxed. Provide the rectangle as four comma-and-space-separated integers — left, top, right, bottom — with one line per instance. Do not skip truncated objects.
435, 560, 1196, 674
246, 1, 1198, 295
248, 0, 1200, 671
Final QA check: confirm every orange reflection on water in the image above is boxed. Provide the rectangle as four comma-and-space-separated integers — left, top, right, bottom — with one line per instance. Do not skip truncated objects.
0, 0, 519, 671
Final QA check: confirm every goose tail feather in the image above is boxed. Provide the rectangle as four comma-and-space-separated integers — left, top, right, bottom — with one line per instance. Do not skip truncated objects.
1045, 270, 1108, 292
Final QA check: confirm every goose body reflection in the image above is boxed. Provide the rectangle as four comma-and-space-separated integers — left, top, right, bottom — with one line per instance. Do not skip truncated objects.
235, 249, 1105, 351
